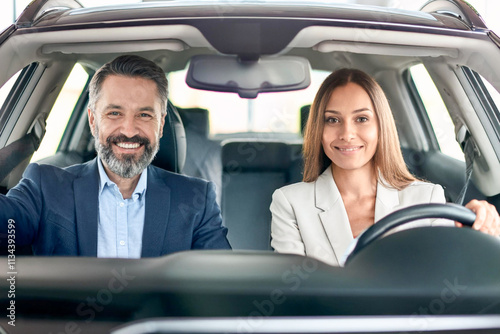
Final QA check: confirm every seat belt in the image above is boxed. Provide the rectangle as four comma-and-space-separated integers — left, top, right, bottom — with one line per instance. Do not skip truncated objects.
0, 117, 45, 183
455, 125, 479, 205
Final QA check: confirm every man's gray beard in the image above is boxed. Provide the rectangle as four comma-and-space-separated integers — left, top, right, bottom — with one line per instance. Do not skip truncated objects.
93, 124, 159, 178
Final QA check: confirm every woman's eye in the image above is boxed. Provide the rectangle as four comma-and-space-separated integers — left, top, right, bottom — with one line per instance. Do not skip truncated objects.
325, 117, 339, 123
357, 116, 368, 123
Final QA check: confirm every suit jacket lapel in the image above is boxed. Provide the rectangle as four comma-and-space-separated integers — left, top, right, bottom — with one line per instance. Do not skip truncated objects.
74, 158, 99, 256
141, 166, 171, 257
315, 167, 354, 263
374, 178, 400, 222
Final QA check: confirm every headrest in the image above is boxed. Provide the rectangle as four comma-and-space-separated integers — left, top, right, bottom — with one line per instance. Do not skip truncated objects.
221, 140, 291, 172
152, 100, 186, 173
177, 107, 210, 138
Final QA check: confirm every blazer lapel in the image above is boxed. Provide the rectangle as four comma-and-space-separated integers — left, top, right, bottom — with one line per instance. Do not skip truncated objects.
374, 178, 400, 222
141, 167, 171, 257
315, 167, 354, 262
74, 158, 99, 256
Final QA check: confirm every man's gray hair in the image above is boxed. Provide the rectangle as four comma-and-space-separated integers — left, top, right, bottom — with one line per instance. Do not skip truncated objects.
88, 55, 168, 113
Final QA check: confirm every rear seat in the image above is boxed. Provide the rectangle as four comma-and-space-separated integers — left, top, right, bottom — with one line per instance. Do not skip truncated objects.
221, 140, 302, 250
177, 106, 223, 205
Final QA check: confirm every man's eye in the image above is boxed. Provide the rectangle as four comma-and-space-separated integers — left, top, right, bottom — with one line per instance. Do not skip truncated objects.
139, 113, 153, 118
108, 111, 121, 117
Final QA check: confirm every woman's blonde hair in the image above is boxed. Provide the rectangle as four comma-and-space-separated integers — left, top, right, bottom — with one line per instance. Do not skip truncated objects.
302, 68, 415, 190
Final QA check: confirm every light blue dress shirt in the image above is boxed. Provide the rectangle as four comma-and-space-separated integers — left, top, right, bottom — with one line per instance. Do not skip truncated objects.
97, 159, 147, 258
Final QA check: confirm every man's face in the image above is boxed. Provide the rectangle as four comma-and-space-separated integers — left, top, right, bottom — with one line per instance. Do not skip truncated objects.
88, 75, 166, 179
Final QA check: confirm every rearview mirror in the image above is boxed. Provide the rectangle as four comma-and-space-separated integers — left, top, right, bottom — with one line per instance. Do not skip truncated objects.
185, 55, 311, 99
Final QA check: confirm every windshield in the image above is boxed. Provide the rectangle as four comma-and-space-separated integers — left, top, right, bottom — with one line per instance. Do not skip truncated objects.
168, 67, 330, 136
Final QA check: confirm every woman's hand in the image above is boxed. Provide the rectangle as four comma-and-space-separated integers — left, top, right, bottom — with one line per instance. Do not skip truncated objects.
455, 199, 500, 236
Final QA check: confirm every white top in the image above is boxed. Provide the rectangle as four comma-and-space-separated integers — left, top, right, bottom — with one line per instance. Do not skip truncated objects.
270, 166, 452, 266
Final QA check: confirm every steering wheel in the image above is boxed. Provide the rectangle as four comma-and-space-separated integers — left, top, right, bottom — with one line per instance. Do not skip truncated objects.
344, 203, 476, 265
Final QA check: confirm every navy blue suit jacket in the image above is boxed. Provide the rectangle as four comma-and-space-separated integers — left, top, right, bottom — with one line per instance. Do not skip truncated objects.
0, 158, 231, 256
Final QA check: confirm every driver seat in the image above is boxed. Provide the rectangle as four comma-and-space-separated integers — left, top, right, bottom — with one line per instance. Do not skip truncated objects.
151, 100, 186, 173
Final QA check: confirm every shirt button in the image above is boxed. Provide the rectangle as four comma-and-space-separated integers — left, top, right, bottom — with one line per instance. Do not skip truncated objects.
119, 240, 125, 246
119, 202, 125, 207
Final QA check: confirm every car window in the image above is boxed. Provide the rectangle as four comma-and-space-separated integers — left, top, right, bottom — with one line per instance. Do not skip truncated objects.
457, 67, 500, 160
408, 64, 464, 161
31, 64, 89, 161
481, 75, 500, 109
0, 71, 21, 110
473, 70, 500, 141
168, 67, 331, 137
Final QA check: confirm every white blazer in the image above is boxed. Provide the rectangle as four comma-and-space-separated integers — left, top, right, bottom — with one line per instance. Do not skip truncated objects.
270, 166, 451, 266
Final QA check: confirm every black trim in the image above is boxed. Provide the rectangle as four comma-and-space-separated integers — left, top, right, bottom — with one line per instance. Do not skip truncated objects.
420, 0, 487, 31
16, 0, 83, 28
0, 24, 16, 46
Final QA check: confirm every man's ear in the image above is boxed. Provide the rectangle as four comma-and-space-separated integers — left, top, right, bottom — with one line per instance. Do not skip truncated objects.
88, 108, 96, 135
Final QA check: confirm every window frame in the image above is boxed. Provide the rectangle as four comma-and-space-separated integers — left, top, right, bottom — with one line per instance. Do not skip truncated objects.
0, 63, 42, 143
459, 66, 500, 160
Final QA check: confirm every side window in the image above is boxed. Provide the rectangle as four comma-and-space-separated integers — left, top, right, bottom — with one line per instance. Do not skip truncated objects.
480, 75, 500, 110
0, 71, 21, 109
0, 63, 40, 136
408, 64, 464, 162
476, 73, 500, 146
31, 64, 89, 162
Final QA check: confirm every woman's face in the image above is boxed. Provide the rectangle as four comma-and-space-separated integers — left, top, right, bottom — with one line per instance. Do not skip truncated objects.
321, 82, 379, 173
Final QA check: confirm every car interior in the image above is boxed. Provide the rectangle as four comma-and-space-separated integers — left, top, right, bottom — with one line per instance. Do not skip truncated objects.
1, 0, 500, 333
2, 52, 498, 253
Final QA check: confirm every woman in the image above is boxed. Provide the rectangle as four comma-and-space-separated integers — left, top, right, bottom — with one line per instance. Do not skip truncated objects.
270, 68, 500, 266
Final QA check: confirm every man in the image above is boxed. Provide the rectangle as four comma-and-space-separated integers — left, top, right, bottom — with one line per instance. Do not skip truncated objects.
0, 55, 231, 257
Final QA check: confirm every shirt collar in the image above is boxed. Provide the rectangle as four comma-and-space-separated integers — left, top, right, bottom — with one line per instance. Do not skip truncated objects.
97, 158, 148, 200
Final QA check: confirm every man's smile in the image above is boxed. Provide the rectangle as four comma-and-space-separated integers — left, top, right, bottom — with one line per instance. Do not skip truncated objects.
115, 142, 142, 150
